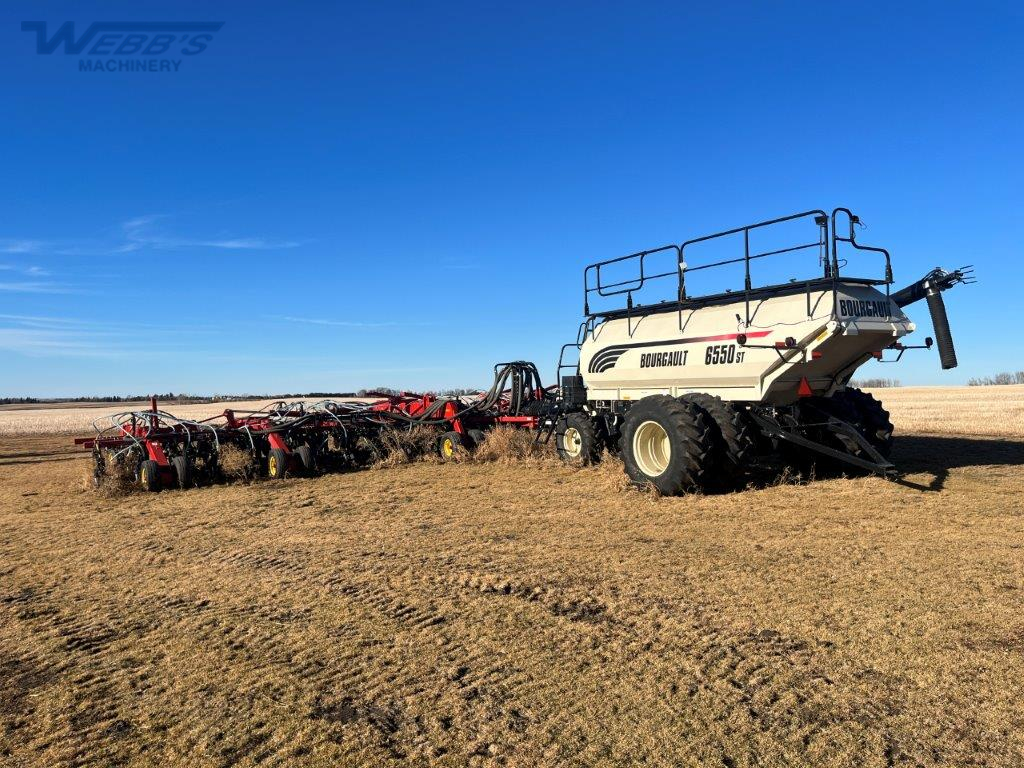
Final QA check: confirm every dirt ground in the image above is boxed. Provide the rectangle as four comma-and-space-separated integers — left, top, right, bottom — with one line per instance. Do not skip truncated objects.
2, 425, 1024, 766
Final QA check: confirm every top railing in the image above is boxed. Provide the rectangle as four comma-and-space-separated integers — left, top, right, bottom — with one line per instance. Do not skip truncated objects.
582, 207, 892, 319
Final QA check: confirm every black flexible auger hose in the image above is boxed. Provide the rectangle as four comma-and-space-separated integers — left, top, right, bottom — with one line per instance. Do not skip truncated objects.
926, 287, 958, 370
368, 362, 543, 426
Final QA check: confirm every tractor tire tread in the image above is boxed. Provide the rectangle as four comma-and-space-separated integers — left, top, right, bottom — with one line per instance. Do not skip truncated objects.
621, 394, 714, 495
681, 393, 755, 490
555, 412, 602, 465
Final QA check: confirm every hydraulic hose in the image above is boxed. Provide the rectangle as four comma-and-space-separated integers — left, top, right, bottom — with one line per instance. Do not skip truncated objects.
368, 362, 546, 427
925, 286, 958, 370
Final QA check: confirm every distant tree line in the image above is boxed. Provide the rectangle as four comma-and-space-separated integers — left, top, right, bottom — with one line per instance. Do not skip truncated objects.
850, 378, 901, 388
967, 371, 1024, 386
2, 387, 489, 404
0, 392, 211, 405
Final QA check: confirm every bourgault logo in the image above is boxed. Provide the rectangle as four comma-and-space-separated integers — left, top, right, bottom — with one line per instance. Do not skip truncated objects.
21, 21, 224, 72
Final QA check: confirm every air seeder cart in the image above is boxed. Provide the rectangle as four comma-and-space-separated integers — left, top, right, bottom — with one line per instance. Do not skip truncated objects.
548, 207, 973, 494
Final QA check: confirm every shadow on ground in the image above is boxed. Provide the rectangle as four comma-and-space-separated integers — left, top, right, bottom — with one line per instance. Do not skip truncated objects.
892, 434, 1023, 492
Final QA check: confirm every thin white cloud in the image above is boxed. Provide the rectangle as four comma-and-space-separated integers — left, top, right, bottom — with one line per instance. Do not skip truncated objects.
0, 281, 77, 294
0, 328, 127, 359
0, 264, 50, 276
0, 240, 42, 254
0, 215, 302, 262
0, 314, 88, 328
270, 315, 433, 328
0, 315, 213, 360
121, 215, 301, 250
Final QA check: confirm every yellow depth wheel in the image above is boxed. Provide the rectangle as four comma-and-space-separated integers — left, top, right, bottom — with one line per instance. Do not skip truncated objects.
438, 431, 463, 462
267, 448, 289, 479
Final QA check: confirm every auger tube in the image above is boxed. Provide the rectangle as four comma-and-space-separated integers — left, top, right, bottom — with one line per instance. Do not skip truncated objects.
890, 266, 973, 370
925, 285, 957, 369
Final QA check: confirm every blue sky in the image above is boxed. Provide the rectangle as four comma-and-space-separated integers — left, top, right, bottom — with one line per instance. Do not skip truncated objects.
1, 1, 1021, 396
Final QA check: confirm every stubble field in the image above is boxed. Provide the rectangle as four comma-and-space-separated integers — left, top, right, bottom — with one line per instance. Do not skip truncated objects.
1, 386, 1022, 767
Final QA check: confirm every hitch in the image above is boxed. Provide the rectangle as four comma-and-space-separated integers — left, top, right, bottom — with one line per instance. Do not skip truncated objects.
749, 408, 897, 479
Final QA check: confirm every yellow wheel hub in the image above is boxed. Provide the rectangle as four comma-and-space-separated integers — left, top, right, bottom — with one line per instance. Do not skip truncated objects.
633, 420, 671, 477
269, 455, 278, 475
561, 427, 583, 458
442, 438, 455, 458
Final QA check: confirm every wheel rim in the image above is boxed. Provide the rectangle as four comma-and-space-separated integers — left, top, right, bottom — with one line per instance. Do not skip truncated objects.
140, 465, 149, 486
633, 420, 671, 477
269, 455, 278, 476
561, 427, 583, 458
442, 438, 455, 458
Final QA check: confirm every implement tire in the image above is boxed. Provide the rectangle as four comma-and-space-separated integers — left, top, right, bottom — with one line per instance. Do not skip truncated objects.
680, 393, 755, 491
139, 459, 161, 492
555, 412, 602, 465
267, 448, 289, 480
437, 431, 464, 462
295, 444, 317, 474
170, 455, 191, 489
621, 395, 713, 495
466, 429, 488, 451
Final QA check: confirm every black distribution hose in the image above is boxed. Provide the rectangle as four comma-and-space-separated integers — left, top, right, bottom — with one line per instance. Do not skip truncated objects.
367, 362, 544, 427
239, 363, 546, 436
926, 286, 958, 369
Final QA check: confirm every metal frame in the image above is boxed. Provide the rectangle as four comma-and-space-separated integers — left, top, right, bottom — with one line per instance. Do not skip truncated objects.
581, 207, 895, 327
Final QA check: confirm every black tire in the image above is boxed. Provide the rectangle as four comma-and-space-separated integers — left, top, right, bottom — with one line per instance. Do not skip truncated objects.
170, 455, 191, 489
620, 395, 714, 495
841, 387, 894, 458
781, 394, 857, 477
786, 390, 891, 477
680, 394, 755, 490
295, 444, 317, 474
555, 412, 602, 465
267, 448, 289, 479
466, 429, 488, 450
139, 459, 161, 492
437, 431, 464, 462
353, 437, 383, 467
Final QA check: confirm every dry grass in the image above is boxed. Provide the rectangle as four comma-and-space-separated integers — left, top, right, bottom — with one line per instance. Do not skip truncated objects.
1, 396, 1023, 766
469, 426, 551, 463
79, 449, 138, 497
218, 444, 258, 482
863, 384, 1024, 437
4, 386, 1020, 439
372, 426, 444, 468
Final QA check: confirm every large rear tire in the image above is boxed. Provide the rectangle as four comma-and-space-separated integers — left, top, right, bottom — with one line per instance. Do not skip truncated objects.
841, 387, 894, 458
555, 412, 602, 465
680, 393, 755, 490
621, 395, 713, 495
785, 389, 893, 477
